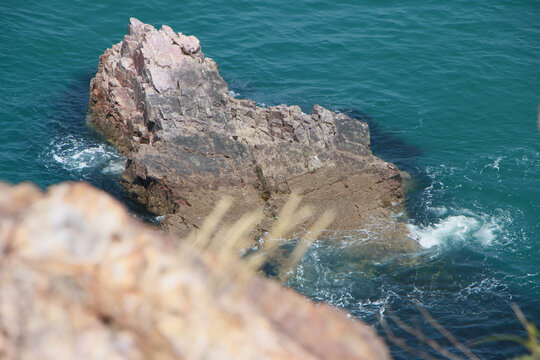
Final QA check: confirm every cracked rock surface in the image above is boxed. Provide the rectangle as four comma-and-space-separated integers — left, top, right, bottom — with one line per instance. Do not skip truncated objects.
88, 18, 418, 251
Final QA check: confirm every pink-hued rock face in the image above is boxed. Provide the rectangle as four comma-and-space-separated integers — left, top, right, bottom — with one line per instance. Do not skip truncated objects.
0, 181, 391, 360
88, 18, 418, 252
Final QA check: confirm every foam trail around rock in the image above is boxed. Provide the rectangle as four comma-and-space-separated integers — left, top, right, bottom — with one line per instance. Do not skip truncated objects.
87, 18, 416, 247
407, 213, 499, 249
43, 135, 125, 177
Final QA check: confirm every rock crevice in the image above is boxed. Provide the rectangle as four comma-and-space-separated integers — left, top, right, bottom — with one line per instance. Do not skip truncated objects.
88, 17, 417, 248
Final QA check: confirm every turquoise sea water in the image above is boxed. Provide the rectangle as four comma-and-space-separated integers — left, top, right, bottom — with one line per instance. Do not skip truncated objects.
1, 1, 539, 358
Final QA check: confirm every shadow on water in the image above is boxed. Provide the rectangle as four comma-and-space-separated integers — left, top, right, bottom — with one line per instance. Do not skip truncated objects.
44, 70, 156, 221
329, 109, 540, 359
46, 75, 540, 360
225, 76, 438, 225
46, 72, 436, 227
338, 107, 439, 226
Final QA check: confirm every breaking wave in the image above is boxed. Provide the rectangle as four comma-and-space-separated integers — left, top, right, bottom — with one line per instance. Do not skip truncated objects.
407, 212, 501, 249
42, 134, 125, 178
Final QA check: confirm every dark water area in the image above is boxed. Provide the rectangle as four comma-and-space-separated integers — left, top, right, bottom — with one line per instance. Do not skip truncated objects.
36, 70, 154, 219
1, 1, 539, 358
341, 108, 437, 224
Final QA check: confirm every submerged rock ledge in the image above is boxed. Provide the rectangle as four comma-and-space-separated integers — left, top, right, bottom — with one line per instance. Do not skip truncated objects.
0, 181, 390, 359
88, 18, 418, 251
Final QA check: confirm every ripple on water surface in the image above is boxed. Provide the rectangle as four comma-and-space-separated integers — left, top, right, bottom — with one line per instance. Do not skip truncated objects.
1, 1, 539, 359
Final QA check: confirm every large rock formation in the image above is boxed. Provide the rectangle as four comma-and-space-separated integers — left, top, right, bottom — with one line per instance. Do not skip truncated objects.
0, 181, 390, 359
88, 18, 417, 251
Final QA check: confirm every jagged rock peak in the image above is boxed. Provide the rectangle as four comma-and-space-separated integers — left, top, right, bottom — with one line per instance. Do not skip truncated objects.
88, 18, 418, 253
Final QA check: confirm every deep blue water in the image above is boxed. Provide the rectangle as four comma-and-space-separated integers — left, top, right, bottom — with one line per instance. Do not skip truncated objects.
1, 1, 539, 358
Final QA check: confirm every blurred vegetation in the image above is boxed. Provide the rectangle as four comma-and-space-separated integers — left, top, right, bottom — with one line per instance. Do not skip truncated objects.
381, 302, 539, 360
475, 304, 540, 360
189, 194, 539, 360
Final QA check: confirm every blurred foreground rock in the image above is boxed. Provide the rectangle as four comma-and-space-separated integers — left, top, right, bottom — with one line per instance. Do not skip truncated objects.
88, 18, 418, 252
0, 181, 390, 359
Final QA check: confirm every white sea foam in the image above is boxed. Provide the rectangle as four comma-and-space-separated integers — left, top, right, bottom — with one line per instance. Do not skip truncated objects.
355, 295, 394, 318
44, 135, 125, 177
227, 90, 239, 98
458, 277, 509, 300
480, 155, 504, 175
407, 213, 499, 249
101, 159, 126, 174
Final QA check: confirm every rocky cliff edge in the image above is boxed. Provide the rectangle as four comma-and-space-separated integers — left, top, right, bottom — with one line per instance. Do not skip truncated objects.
88, 18, 418, 253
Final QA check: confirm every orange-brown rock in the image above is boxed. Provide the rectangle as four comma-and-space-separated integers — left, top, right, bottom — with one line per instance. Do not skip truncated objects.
87, 18, 418, 250
0, 181, 390, 359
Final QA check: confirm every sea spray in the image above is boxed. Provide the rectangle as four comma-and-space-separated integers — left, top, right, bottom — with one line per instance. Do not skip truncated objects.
43, 134, 125, 178
407, 213, 499, 249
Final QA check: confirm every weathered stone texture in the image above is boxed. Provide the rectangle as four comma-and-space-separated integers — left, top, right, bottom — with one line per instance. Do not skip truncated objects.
88, 18, 417, 249
0, 181, 391, 360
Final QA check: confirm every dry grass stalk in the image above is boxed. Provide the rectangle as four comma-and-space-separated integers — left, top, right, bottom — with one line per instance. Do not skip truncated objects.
380, 308, 481, 360
415, 303, 480, 360
185, 193, 334, 284
380, 315, 437, 360
245, 194, 314, 271
510, 303, 540, 359
380, 303, 540, 360
0, 182, 394, 360
189, 196, 232, 248
278, 210, 336, 282
209, 211, 263, 258
388, 309, 466, 360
